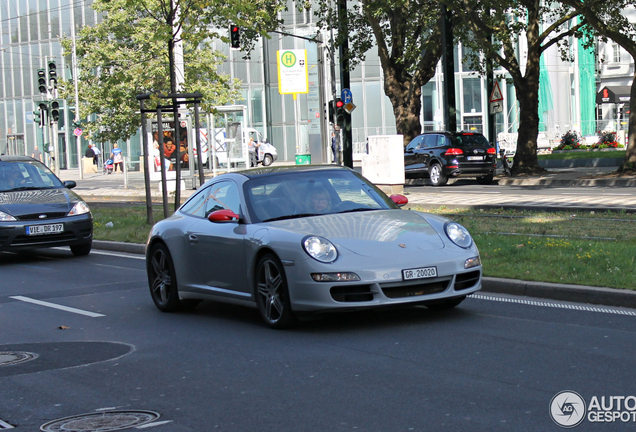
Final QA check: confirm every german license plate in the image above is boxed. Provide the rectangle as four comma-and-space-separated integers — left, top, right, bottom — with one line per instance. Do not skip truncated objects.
402, 266, 437, 281
467, 156, 483, 161
26, 223, 63, 236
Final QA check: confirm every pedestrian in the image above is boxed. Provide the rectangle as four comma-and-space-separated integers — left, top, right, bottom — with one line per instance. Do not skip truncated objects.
91, 144, 101, 166
331, 132, 337, 163
248, 136, 260, 167
31, 146, 43, 163
85, 144, 94, 159
111, 143, 124, 173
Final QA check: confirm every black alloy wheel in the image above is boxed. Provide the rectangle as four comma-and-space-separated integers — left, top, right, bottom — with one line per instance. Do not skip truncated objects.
255, 254, 296, 329
147, 243, 182, 312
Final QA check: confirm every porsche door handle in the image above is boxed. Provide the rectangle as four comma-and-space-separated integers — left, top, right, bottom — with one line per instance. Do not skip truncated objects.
188, 234, 198, 244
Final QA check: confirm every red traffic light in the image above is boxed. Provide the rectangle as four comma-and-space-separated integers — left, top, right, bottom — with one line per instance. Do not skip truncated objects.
335, 100, 344, 108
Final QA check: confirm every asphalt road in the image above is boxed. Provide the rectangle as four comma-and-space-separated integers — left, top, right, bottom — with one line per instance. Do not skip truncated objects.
1, 248, 636, 431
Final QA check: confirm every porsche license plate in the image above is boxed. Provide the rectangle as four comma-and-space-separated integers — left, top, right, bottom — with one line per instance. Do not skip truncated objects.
467, 156, 483, 161
26, 223, 63, 236
402, 266, 437, 281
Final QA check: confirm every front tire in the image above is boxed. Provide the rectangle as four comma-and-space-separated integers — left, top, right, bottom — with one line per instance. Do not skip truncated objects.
70, 242, 92, 256
429, 164, 448, 186
255, 254, 296, 329
147, 243, 182, 312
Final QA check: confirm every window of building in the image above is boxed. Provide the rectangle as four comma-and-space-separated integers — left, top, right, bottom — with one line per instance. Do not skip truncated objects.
463, 77, 481, 114
612, 43, 621, 63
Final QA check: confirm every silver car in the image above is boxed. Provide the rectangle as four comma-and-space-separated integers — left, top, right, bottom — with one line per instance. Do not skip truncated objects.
146, 165, 482, 328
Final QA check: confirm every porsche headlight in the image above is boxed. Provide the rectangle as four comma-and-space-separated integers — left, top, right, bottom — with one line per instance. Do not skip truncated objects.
445, 222, 472, 249
303, 236, 338, 263
0, 210, 17, 221
68, 201, 91, 216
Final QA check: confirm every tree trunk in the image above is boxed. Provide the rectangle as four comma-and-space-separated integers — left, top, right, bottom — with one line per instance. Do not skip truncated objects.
383, 73, 424, 145
510, 65, 545, 175
618, 76, 636, 173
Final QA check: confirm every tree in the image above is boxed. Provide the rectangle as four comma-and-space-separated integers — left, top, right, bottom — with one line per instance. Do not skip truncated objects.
452, 0, 586, 175
60, 0, 285, 144
556, 0, 636, 173
315, 0, 443, 145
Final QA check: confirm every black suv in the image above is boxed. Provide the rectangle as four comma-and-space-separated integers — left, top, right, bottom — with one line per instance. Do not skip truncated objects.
404, 131, 497, 186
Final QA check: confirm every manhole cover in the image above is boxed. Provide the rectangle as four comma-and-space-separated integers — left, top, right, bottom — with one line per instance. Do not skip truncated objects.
40, 411, 160, 432
0, 351, 38, 366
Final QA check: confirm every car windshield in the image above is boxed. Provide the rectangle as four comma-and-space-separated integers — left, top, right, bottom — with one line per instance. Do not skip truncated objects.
244, 169, 397, 222
0, 161, 64, 192
450, 133, 489, 147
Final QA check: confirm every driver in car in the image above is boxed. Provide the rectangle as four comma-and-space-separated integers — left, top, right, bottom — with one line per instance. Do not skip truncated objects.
307, 188, 332, 214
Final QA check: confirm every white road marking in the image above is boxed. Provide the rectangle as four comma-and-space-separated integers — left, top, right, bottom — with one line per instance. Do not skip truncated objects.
136, 420, 174, 429
9, 296, 105, 317
0, 418, 15, 429
90, 250, 145, 259
472, 294, 636, 316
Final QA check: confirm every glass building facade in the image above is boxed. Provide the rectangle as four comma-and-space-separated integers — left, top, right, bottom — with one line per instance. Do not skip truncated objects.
0, 0, 623, 168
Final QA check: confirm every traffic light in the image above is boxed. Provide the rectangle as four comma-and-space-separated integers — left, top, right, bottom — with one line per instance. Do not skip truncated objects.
33, 109, 41, 126
38, 102, 49, 124
37, 69, 47, 94
326, 101, 335, 122
48, 60, 57, 92
50, 100, 60, 123
335, 98, 345, 126
230, 25, 240, 49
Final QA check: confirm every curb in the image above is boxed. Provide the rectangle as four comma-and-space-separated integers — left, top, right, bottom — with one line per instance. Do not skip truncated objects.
482, 277, 636, 309
90, 241, 636, 310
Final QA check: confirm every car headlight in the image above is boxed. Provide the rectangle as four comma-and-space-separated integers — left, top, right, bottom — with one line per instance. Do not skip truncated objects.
0, 210, 17, 221
68, 201, 91, 216
303, 236, 338, 263
445, 222, 473, 248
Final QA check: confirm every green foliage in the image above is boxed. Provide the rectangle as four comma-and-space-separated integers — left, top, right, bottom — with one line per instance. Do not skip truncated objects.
59, 0, 285, 144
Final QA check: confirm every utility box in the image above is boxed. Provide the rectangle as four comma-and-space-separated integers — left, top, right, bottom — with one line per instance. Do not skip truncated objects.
361, 135, 405, 194
82, 157, 97, 174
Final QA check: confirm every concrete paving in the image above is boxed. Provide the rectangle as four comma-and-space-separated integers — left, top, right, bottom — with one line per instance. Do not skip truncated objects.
62, 161, 636, 311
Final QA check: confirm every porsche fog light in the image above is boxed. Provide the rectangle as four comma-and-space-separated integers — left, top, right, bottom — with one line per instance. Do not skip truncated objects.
303, 236, 338, 263
0, 210, 16, 221
311, 272, 360, 282
445, 222, 473, 249
464, 255, 481, 269
68, 201, 91, 216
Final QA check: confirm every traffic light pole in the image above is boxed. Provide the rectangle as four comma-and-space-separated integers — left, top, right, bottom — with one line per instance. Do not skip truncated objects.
337, 0, 353, 168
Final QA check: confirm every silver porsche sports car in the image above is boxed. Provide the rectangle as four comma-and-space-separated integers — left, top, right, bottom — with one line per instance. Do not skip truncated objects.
146, 165, 482, 328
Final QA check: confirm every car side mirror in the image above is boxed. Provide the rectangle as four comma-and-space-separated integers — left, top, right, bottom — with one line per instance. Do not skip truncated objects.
64, 180, 76, 189
208, 209, 240, 223
390, 194, 408, 207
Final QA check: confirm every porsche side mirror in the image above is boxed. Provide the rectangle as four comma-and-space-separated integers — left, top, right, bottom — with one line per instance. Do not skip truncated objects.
64, 180, 77, 189
208, 209, 240, 223
390, 194, 408, 207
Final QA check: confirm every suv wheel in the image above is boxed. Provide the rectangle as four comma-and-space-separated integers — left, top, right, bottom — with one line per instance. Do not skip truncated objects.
429, 164, 448, 186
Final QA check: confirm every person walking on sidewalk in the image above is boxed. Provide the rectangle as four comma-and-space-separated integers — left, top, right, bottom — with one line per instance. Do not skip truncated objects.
31, 146, 43, 163
111, 143, 124, 173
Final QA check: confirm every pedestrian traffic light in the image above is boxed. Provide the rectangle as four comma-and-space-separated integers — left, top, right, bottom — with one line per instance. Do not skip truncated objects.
335, 98, 346, 126
38, 102, 49, 124
230, 25, 240, 49
37, 69, 47, 94
327, 101, 335, 122
48, 60, 57, 92
50, 100, 60, 122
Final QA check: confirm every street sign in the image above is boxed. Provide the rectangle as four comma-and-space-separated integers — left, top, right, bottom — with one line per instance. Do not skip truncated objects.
489, 101, 503, 114
74, 128, 83, 137
341, 88, 353, 104
489, 81, 504, 103
277, 49, 309, 94
344, 102, 356, 114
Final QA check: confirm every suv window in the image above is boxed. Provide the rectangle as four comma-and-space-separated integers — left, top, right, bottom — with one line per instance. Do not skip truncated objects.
450, 133, 489, 148
406, 136, 424, 151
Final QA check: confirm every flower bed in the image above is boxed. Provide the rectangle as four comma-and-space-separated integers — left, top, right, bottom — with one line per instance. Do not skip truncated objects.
553, 131, 625, 151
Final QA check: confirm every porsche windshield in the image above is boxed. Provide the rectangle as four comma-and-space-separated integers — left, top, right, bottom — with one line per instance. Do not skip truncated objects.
245, 169, 397, 222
